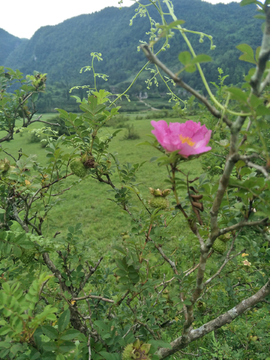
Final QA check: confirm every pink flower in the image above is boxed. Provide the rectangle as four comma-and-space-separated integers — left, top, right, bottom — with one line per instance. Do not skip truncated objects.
151, 120, 212, 158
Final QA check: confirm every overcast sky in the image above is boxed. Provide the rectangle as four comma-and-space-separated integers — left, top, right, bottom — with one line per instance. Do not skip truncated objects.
2, 0, 242, 39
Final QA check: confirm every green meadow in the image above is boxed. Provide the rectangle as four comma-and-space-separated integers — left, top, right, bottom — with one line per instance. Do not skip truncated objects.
1, 111, 203, 255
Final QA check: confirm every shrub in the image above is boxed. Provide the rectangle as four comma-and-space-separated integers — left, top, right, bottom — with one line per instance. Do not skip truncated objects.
122, 124, 140, 140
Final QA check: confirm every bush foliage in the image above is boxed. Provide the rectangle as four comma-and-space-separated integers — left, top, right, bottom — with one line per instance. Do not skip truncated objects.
0, 1, 270, 360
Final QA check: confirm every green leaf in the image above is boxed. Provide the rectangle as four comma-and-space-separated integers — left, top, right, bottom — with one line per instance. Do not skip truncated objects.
115, 269, 127, 277
227, 87, 248, 103
112, 246, 126, 255
56, 355, 65, 360
99, 352, 121, 360
58, 308, 70, 333
58, 341, 76, 353
41, 325, 58, 340
0, 325, 11, 336
236, 44, 256, 64
42, 341, 58, 351
158, 19, 185, 30
255, 105, 270, 116
157, 20, 185, 36
94, 320, 109, 332
190, 54, 212, 65
56, 109, 69, 120
0, 349, 9, 358
59, 329, 81, 341
178, 51, 192, 65
10, 344, 23, 356
185, 64, 196, 73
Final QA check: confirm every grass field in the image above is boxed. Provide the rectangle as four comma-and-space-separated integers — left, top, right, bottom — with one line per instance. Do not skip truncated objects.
1, 111, 204, 256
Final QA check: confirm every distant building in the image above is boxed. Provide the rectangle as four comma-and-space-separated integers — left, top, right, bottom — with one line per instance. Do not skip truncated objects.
139, 91, 148, 100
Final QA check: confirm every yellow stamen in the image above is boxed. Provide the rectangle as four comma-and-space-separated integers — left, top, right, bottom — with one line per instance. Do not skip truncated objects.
179, 135, 195, 147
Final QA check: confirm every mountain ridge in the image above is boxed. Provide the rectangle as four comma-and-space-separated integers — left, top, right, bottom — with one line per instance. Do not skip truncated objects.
1, 0, 262, 100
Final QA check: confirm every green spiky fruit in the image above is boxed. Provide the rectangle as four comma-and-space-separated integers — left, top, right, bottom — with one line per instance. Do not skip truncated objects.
149, 188, 170, 209
149, 197, 168, 209
70, 158, 87, 178
212, 239, 226, 254
20, 248, 36, 264
122, 340, 151, 360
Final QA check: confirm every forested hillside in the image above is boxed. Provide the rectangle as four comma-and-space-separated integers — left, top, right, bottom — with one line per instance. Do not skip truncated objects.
1, 0, 262, 110
0, 29, 26, 65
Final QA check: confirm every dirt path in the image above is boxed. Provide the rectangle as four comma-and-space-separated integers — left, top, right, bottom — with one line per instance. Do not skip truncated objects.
138, 98, 161, 111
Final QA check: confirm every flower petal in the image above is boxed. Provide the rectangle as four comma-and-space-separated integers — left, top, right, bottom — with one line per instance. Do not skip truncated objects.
151, 120, 212, 157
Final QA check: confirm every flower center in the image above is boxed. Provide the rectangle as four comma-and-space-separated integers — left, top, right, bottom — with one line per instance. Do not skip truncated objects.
179, 135, 195, 147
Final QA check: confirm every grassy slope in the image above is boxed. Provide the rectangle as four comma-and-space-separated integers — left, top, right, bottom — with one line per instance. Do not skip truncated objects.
1, 112, 203, 257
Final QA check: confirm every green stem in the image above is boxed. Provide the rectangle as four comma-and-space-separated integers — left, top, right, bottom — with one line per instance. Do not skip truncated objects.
163, 0, 251, 117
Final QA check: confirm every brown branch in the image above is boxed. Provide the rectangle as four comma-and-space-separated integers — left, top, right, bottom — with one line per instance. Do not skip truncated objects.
28, 118, 60, 127
250, 5, 270, 96
209, 152, 241, 241
116, 290, 130, 306
73, 294, 114, 303
77, 258, 103, 295
155, 276, 176, 289
219, 218, 269, 235
204, 249, 244, 287
27, 173, 73, 208
38, 278, 51, 300
239, 158, 270, 179
153, 243, 178, 275
156, 278, 270, 359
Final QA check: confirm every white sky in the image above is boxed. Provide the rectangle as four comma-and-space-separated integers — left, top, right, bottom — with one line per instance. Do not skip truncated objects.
2, 0, 242, 39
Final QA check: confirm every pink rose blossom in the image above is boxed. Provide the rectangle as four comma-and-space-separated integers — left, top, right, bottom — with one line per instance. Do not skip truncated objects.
151, 120, 212, 158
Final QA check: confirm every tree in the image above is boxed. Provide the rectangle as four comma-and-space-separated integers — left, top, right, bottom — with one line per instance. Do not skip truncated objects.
0, 0, 270, 359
